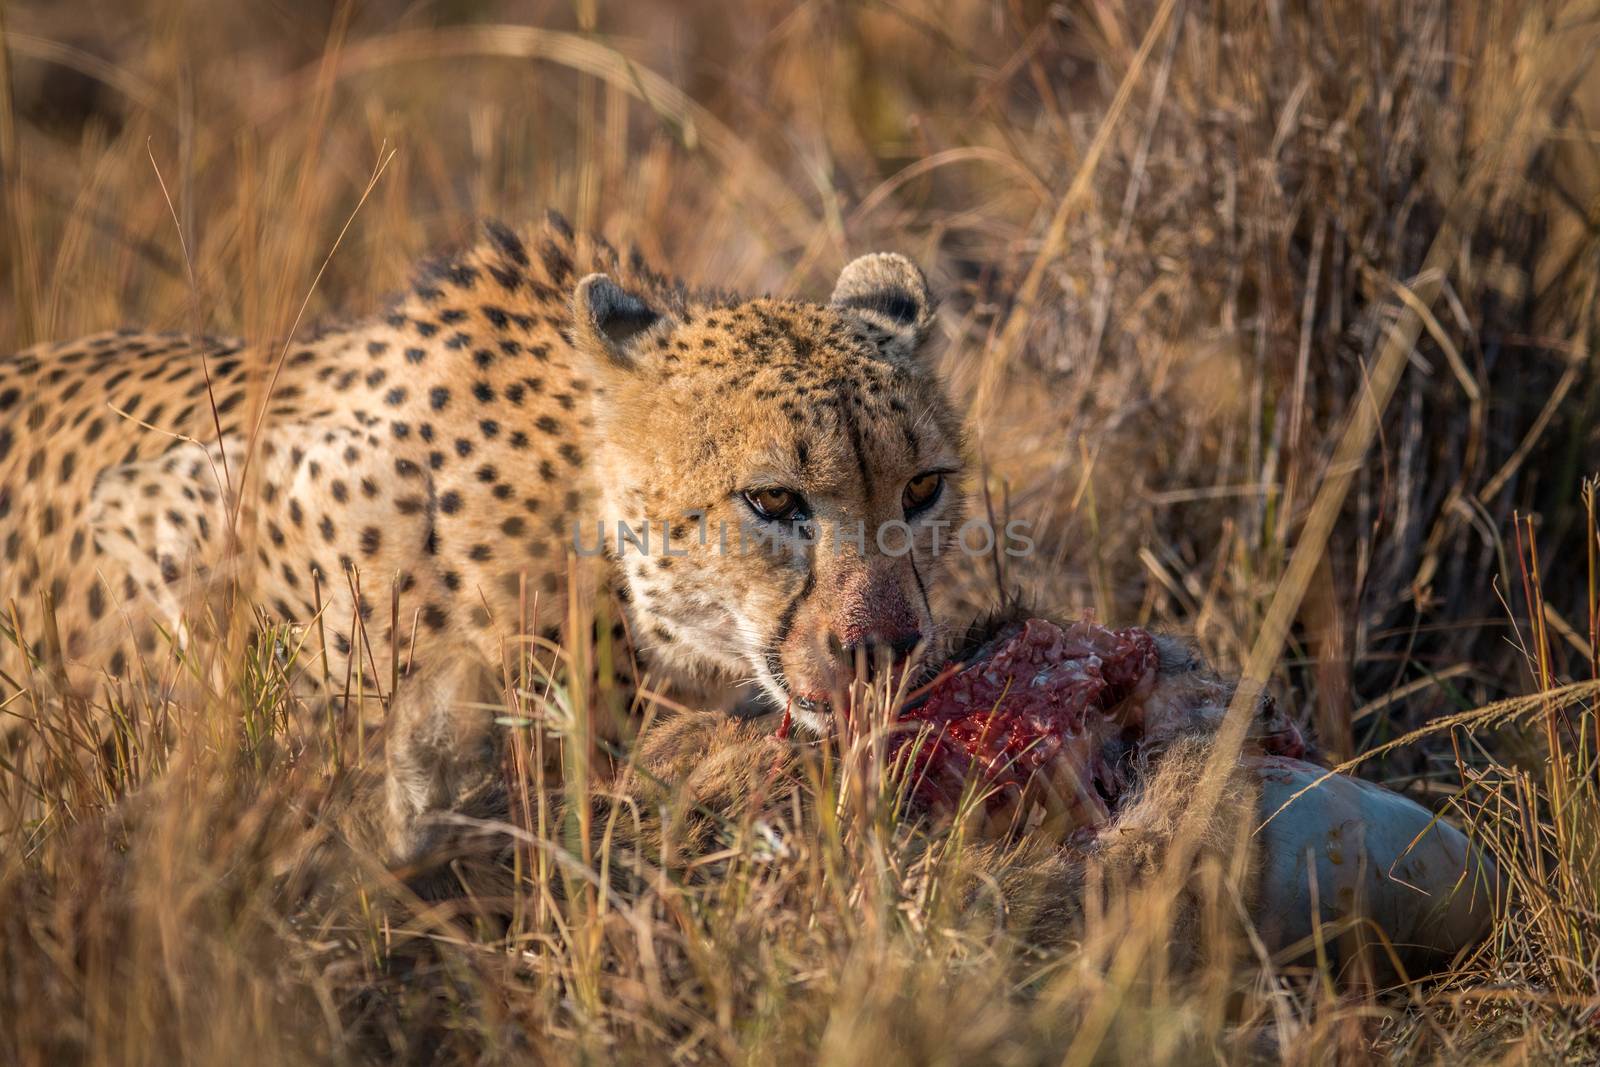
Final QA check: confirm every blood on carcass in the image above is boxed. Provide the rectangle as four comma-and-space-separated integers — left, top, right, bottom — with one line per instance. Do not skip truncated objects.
895, 618, 1161, 830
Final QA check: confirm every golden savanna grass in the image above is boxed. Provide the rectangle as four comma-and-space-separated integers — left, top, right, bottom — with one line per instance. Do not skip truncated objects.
3, 0, 1600, 1062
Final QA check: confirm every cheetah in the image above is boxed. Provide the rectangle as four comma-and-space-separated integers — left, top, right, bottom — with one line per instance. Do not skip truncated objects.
0, 213, 967, 857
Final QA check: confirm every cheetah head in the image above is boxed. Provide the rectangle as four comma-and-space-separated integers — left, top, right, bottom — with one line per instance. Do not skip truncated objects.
572, 254, 967, 730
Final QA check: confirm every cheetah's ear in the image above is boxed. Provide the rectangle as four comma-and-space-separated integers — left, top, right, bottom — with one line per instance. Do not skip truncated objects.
829, 253, 936, 354
572, 273, 665, 370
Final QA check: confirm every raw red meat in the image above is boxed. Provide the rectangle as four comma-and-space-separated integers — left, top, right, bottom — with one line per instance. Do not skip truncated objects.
895, 618, 1161, 831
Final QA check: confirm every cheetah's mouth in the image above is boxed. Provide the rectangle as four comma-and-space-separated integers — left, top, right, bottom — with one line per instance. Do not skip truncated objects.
760, 648, 828, 717
758, 646, 838, 723
760, 647, 942, 722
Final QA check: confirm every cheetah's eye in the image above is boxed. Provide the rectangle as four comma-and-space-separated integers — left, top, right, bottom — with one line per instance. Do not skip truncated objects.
744, 487, 803, 522
902, 472, 944, 516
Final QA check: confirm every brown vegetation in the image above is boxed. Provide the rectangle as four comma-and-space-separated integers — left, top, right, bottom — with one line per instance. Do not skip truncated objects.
2, 0, 1599, 1062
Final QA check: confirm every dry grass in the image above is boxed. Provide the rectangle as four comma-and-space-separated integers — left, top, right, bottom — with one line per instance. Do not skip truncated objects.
3, 0, 1600, 1062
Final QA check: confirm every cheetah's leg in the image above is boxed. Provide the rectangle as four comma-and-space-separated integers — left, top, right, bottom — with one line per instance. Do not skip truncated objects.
92, 424, 512, 863
383, 644, 508, 864
224, 421, 512, 862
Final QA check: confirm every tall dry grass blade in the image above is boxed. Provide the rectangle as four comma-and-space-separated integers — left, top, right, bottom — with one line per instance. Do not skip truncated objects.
971, 0, 1182, 425
0, 7, 41, 347
1063, 14, 1577, 1063
259, 26, 818, 249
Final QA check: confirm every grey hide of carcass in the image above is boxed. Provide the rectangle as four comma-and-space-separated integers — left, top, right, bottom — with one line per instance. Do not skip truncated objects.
1248, 755, 1498, 973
